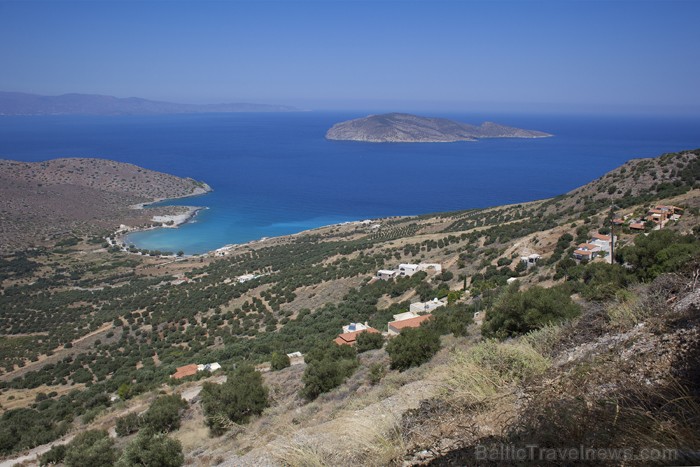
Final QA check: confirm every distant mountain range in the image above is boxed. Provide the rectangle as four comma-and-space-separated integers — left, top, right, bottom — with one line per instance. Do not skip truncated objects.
326, 113, 552, 142
0, 91, 299, 115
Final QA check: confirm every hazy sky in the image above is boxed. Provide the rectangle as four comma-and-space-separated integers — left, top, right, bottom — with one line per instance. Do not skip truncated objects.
1, 0, 699, 114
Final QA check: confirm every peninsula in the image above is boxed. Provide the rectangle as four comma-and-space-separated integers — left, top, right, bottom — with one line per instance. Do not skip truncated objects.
0, 158, 211, 252
326, 113, 552, 143
0, 91, 299, 116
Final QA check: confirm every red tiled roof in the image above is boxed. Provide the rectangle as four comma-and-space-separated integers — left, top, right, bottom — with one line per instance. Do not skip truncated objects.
389, 314, 432, 331
591, 233, 611, 241
171, 364, 198, 379
574, 249, 594, 257
334, 327, 380, 346
630, 222, 645, 230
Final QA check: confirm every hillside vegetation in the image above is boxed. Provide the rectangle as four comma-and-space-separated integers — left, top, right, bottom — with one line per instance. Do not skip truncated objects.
0, 149, 698, 466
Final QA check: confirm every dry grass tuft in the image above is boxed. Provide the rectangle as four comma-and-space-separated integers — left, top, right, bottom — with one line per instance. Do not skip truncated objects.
605, 288, 650, 330
270, 413, 405, 466
444, 339, 550, 404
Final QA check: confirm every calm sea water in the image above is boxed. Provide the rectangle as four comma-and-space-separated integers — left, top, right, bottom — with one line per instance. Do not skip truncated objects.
1, 112, 699, 254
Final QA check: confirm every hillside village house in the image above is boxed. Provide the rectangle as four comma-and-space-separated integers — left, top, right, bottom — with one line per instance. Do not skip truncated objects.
399, 263, 419, 276
286, 351, 305, 365
171, 362, 221, 379
409, 297, 446, 314
573, 242, 601, 261
376, 263, 443, 281
171, 364, 198, 380
520, 254, 541, 268
590, 233, 615, 252
342, 322, 370, 333
377, 269, 397, 280
573, 232, 617, 261
646, 205, 683, 227
387, 313, 432, 335
334, 323, 380, 346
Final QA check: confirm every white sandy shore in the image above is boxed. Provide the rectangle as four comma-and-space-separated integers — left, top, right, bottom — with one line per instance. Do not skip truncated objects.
151, 206, 203, 228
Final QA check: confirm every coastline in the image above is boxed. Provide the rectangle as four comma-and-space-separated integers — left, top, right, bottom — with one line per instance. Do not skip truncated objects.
110, 183, 212, 256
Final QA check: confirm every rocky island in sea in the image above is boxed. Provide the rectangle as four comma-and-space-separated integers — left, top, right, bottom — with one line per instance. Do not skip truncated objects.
325, 113, 552, 143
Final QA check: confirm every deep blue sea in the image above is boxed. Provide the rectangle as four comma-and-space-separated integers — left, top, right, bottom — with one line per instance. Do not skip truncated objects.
1, 112, 699, 254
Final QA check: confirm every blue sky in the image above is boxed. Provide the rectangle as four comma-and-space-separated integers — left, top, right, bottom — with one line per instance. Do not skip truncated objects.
1, 0, 699, 114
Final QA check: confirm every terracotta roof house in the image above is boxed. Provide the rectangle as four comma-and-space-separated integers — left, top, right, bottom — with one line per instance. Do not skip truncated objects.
629, 222, 646, 230
334, 327, 380, 346
573, 248, 595, 261
387, 314, 432, 335
573, 242, 601, 261
171, 364, 198, 379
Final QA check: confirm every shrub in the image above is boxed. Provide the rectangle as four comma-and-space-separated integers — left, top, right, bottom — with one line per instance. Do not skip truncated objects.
115, 412, 140, 437
386, 327, 441, 371
426, 302, 474, 337
39, 444, 66, 466
140, 395, 187, 434
201, 364, 269, 434
482, 285, 581, 339
116, 431, 184, 467
368, 363, 386, 385
270, 352, 291, 371
580, 262, 631, 300
619, 230, 700, 280
63, 430, 116, 467
355, 331, 384, 353
301, 343, 358, 400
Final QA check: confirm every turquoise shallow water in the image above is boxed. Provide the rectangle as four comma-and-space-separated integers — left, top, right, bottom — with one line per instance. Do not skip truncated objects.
1, 111, 699, 253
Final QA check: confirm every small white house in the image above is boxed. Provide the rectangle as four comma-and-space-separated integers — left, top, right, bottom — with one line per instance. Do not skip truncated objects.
589, 233, 616, 253
399, 263, 419, 277
409, 298, 446, 314
197, 362, 222, 373
237, 273, 257, 283
520, 254, 541, 268
392, 311, 419, 322
377, 269, 397, 280
286, 352, 305, 365
342, 322, 370, 333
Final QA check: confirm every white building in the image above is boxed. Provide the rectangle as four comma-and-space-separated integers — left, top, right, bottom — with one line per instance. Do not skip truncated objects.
237, 273, 257, 283
377, 269, 397, 280
409, 298, 446, 314
589, 233, 616, 252
197, 362, 222, 373
392, 311, 419, 322
286, 351, 305, 365
342, 322, 370, 333
520, 254, 541, 268
399, 263, 419, 277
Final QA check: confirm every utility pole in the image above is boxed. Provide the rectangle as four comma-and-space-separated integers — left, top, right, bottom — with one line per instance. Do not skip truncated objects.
610, 203, 619, 264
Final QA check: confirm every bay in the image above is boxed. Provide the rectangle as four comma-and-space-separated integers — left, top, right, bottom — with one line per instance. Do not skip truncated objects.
1, 111, 699, 254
